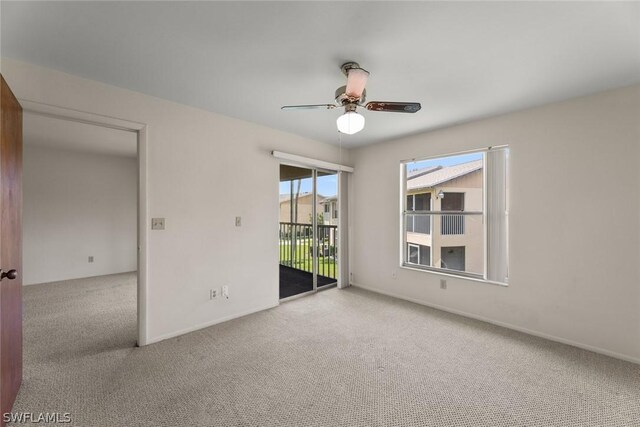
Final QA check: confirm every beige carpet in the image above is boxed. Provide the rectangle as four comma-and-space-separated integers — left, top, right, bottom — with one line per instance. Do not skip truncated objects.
10, 273, 640, 426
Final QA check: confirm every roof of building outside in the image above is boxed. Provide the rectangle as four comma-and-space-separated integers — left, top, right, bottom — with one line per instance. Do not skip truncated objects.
407, 159, 482, 190
321, 196, 338, 203
279, 192, 327, 203
407, 165, 442, 179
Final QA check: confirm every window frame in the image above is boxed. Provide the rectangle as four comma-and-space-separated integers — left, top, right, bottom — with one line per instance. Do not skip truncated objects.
400, 146, 508, 286
406, 243, 432, 267
407, 243, 420, 265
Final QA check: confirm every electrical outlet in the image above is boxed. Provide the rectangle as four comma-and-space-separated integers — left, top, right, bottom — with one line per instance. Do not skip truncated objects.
210, 289, 217, 300
440, 279, 447, 290
222, 285, 229, 299
151, 218, 165, 230
88, 256, 94, 263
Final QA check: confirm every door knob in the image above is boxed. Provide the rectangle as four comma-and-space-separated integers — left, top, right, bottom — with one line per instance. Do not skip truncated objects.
0, 269, 17, 281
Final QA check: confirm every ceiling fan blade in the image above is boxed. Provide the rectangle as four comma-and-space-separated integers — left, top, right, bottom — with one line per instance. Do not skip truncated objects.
365, 101, 421, 113
281, 104, 338, 110
345, 68, 369, 99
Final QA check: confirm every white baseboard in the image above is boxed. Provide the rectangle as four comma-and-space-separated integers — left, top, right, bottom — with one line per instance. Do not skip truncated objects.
352, 282, 640, 365
145, 301, 279, 345
24, 270, 137, 286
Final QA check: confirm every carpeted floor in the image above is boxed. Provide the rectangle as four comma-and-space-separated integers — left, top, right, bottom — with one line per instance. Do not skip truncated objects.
10, 273, 640, 426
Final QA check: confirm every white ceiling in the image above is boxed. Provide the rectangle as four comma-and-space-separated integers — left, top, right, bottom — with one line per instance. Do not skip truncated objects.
3, 2, 639, 147
23, 113, 137, 158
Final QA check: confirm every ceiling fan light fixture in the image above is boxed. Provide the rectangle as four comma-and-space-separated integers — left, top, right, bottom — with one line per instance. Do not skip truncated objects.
345, 67, 369, 99
336, 111, 365, 135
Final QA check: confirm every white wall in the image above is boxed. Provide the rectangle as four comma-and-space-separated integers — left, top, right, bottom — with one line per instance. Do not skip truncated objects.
1, 58, 350, 344
23, 145, 137, 285
8, 58, 637, 363
350, 84, 640, 363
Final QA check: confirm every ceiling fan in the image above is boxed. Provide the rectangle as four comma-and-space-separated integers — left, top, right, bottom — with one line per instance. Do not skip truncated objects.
281, 62, 421, 135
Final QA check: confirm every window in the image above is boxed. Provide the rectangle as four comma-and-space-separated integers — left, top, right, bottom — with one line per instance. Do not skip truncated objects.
324, 204, 330, 214
408, 244, 420, 264
401, 147, 509, 283
441, 246, 465, 271
408, 243, 431, 266
406, 193, 431, 234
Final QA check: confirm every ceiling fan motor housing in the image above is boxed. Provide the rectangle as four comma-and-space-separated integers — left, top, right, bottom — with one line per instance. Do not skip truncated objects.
335, 85, 366, 106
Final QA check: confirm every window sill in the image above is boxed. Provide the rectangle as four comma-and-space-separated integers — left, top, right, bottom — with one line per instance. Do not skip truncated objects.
400, 263, 509, 287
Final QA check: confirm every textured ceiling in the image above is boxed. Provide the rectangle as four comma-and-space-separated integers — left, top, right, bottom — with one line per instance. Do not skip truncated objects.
3, 1, 639, 147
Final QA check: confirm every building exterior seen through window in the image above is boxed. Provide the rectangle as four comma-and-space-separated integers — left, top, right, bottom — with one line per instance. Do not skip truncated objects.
402, 147, 509, 283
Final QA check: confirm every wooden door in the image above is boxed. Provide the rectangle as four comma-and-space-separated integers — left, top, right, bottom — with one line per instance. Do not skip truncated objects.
0, 74, 23, 426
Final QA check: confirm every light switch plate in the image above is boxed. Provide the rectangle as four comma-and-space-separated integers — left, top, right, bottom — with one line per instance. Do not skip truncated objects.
151, 218, 165, 230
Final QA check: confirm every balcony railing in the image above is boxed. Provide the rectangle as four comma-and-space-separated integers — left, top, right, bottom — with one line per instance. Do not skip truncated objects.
279, 222, 338, 279
441, 214, 464, 235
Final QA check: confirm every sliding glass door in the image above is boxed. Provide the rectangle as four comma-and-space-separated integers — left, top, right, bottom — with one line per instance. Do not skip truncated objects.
315, 170, 338, 289
279, 165, 338, 299
279, 165, 314, 298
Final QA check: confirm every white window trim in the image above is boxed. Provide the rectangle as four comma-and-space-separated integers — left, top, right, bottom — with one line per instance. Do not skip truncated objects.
400, 263, 508, 287
399, 145, 508, 286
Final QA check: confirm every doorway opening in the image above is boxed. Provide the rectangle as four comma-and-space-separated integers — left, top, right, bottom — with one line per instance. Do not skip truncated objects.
19, 100, 147, 346
279, 164, 338, 300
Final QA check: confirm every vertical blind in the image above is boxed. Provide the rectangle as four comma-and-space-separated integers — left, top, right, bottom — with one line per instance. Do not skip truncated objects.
338, 171, 350, 289
486, 147, 509, 283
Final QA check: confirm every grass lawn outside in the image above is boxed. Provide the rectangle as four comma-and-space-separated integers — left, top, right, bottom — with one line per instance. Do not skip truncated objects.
279, 238, 337, 279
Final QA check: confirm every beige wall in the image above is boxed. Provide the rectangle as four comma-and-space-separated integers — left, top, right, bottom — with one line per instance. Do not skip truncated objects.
1, 58, 351, 344
279, 194, 322, 224
406, 170, 484, 274
436, 171, 484, 274
321, 200, 339, 226
351, 84, 640, 363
